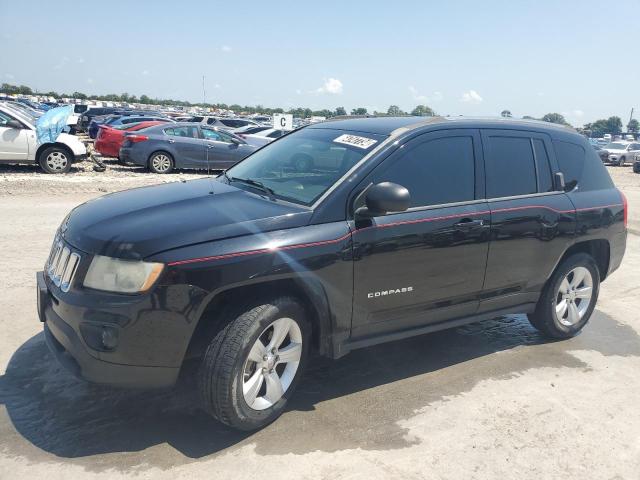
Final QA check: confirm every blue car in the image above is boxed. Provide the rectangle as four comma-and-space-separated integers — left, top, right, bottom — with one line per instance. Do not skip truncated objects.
119, 123, 257, 173
88, 113, 172, 139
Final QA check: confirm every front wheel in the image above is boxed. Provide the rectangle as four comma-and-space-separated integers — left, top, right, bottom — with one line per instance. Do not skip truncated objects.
198, 297, 310, 430
528, 253, 600, 339
39, 146, 72, 174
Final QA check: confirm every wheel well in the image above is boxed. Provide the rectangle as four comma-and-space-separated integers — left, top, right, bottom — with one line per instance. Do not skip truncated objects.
182, 279, 324, 362
559, 240, 610, 281
35, 143, 74, 163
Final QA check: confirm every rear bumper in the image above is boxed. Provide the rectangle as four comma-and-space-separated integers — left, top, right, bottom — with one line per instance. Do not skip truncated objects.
118, 147, 145, 166
608, 230, 627, 277
37, 271, 180, 388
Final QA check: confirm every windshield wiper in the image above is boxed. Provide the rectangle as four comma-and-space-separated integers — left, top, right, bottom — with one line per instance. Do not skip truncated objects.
228, 176, 276, 198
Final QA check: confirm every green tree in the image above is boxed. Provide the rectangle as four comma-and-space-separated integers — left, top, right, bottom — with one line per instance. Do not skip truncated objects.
522, 115, 537, 120
411, 105, 435, 116
72, 91, 87, 100
387, 105, 403, 116
335, 106, 347, 116
351, 107, 368, 115
17, 85, 33, 95
541, 113, 570, 126
501, 109, 512, 118
627, 119, 639, 133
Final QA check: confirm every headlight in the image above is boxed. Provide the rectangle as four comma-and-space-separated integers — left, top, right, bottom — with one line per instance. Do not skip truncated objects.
83, 255, 164, 293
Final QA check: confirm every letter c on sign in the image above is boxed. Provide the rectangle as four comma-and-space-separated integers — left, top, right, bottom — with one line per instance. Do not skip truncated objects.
280, 117, 286, 127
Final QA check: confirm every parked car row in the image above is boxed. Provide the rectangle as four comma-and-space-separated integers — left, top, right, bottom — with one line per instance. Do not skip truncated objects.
592, 141, 640, 166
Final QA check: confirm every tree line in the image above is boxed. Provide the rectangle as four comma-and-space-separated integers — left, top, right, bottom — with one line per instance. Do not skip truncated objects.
1, 83, 636, 134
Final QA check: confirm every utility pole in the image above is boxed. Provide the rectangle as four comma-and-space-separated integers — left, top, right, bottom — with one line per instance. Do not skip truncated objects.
202, 75, 206, 106
629, 108, 634, 130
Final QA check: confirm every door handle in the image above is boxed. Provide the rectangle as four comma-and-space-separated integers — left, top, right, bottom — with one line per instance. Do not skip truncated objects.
167, 139, 175, 143
207, 144, 215, 148
453, 218, 484, 230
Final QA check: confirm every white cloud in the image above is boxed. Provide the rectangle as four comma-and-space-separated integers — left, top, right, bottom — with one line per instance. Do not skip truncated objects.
316, 78, 343, 94
295, 89, 302, 95
409, 86, 427, 102
77, 57, 85, 64
4, 73, 14, 79
460, 90, 483, 104
409, 86, 443, 103
214, 83, 221, 89
221, 45, 232, 52
573, 109, 584, 117
142, 70, 150, 76
54, 56, 70, 70
87, 77, 94, 85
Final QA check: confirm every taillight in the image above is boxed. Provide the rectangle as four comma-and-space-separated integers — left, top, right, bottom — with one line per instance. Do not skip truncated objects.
620, 189, 628, 228
127, 134, 149, 143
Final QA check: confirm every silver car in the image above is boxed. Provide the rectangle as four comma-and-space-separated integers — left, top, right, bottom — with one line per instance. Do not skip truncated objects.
603, 142, 640, 166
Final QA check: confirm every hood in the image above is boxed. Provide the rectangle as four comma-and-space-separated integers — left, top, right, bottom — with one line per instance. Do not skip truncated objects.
62, 178, 312, 260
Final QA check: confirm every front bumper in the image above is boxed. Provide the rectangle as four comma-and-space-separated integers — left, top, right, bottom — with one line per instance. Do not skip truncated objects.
37, 271, 181, 388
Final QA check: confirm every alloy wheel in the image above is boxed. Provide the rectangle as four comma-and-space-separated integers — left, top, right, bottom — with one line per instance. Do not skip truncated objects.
242, 317, 302, 410
555, 266, 593, 326
152, 154, 172, 172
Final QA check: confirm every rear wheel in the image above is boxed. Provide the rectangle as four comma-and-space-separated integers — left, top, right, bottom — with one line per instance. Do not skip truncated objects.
148, 152, 174, 174
38, 146, 72, 174
528, 253, 599, 339
198, 296, 310, 430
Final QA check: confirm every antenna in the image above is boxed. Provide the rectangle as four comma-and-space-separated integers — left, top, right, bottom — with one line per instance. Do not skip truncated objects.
202, 75, 206, 105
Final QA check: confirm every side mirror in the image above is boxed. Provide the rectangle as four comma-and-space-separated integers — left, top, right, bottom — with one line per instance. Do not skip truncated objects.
6, 119, 23, 129
554, 172, 566, 192
229, 136, 242, 145
356, 182, 411, 217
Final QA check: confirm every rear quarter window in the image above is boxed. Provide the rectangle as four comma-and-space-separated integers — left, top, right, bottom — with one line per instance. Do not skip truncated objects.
553, 139, 614, 192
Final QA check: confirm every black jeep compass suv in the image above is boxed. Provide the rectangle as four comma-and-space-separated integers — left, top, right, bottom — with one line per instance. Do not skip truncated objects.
37, 117, 627, 430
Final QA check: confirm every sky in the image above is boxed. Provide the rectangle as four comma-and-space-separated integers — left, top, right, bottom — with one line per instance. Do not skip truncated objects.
1, 0, 638, 126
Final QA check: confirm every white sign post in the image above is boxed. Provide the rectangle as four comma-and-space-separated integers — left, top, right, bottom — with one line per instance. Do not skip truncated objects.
273, 114, 294, 131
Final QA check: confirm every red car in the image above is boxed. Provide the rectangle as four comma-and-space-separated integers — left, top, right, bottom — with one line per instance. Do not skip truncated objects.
95, 121, 165, 159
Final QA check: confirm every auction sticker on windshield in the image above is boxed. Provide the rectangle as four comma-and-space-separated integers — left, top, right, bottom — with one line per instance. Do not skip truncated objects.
333, 134, 377, 149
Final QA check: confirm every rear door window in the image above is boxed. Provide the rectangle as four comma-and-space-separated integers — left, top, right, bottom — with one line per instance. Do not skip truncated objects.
164, 126, 199, 138
484, 135, 537, 198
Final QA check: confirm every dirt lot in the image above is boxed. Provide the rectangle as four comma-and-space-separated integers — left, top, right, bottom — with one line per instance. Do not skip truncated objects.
0, 163, 639, 479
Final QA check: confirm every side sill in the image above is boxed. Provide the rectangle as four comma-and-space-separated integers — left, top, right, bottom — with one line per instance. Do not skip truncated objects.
334, 302, 537, 358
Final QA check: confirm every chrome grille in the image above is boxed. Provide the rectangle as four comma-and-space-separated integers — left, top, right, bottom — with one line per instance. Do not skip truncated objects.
46, 238, 81, 292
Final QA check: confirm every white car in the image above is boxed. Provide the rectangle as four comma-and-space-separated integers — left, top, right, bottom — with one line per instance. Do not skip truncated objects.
0, 104, 87, 173
242, 128, 287, 147
603, 141, 640, 166
186, 116, 262, 131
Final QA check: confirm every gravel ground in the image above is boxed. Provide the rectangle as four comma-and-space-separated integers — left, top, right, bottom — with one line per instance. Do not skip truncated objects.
0, 161, 639, 479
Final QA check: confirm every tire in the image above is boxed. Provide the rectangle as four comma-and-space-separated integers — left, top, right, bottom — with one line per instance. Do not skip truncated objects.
148, 151, 174, 174
198, 296, 310, 430
633, 162, 640, 174
38, 146, 72, 174
619, 156, 626, 166
528, 253, 600, 339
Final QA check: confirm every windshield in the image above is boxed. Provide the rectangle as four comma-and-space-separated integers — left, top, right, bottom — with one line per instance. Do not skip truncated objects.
1, 104, 35, 125
222, 128, 385, 206
605, 143, 627, 150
